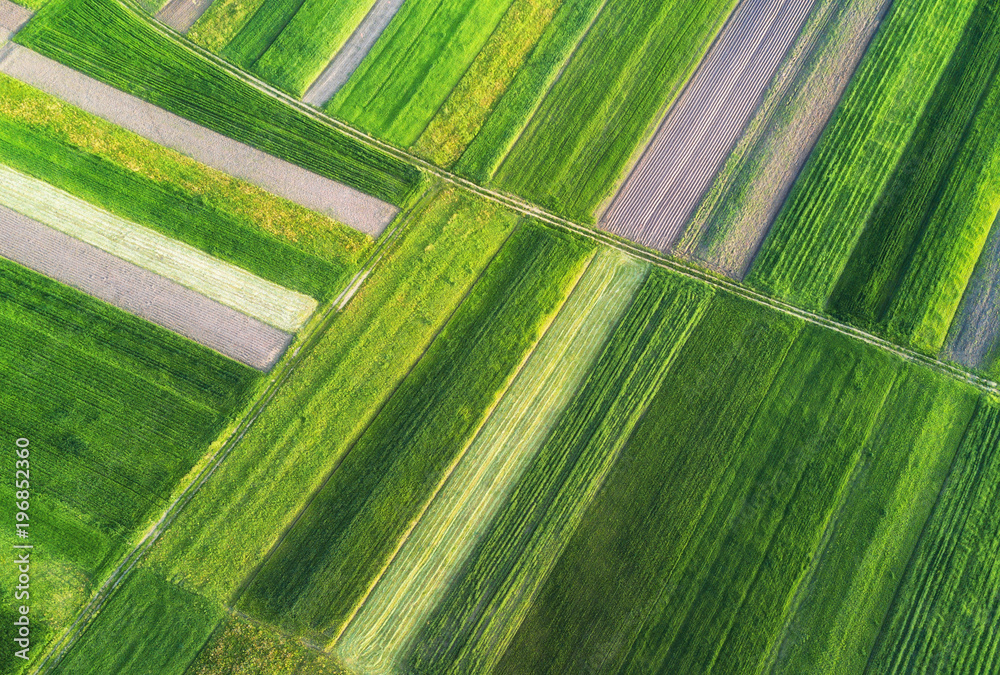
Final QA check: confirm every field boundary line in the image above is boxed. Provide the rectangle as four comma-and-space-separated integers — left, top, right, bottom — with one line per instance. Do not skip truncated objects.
28, 188, 422, 675
228, 216, 524, 619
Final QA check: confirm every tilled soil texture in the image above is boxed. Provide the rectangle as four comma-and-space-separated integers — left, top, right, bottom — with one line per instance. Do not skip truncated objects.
0, 205, 293, 370
601, 0, 816, 250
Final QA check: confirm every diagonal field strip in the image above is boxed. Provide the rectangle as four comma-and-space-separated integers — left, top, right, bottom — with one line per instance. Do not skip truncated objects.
0, 163, 317, 332
0, 204, 292, 370
334, 249, 648, 674
0, 34, 399, 236
301, 0, 407, 106
155, 0, 216, 33
601, 0, 817, 250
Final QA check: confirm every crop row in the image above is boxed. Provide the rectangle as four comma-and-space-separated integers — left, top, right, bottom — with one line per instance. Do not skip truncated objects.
237, 222, 594, 643
16, 0, 421, 205
334, 248, 649, 674
144, 186, 520, 602
408, 269, 713, 674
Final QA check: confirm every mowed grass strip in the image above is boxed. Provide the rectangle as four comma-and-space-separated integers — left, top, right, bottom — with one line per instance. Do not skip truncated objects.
769, 368, 977, 674
409, 269, 713, 675
238, 223, 595, 643
862, 398, 1000, 674
829, 0, 1000, 352
16, 0, 421, 205
0, 74, 367, 299
747, 0, 979, 308
410, 0, 563, 167
334, 248, 648, 675
489, 293, 801, 675
145, 186, 518, 603
492, 0, 738, 221
47, 569, 223, 675
252, 0, 378, 97
326, 0, 516, 147
0, 164, 316, 331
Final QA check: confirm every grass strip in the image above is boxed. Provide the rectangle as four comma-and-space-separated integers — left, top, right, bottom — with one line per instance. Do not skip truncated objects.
334, 248, 647, 674
187, 0, 267, 53
237, 222, 594, 643
409, 268, 713, 675
17, 0, 421, 205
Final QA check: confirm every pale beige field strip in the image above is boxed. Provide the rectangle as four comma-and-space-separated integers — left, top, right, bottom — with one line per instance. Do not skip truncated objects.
0, 40, 399, 236
0, 204, 292, 370
0, 164, 317, 331
335, 249, 649, 674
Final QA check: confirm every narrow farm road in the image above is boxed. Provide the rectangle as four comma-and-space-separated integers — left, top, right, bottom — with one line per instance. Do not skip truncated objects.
155, 0, 216, 33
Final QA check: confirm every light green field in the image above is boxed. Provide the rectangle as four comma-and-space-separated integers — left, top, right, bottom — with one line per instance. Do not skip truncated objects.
334, 248, 647, 674
0, 164, 317, 331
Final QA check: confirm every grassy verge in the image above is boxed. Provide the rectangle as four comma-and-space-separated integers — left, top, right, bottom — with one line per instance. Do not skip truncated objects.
334, 248, 647, 674
253, 0, 377, 97
865, 398, 1000, 674
237, 223, 594, 643
17, 0, 421, 205
409, 268, 713, 675
144, 186, 518, 604
411, 0, 563, 167
326, 0, 516, 147
0, 74, 367, 300
747, 0, 978, 308
492, 0, 737, 221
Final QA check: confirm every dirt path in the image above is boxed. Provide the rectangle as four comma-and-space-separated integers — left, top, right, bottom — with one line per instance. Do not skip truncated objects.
0, 204, 292, 370
155, 0, 216, 33
0, 44, 398, 236
943, 210, 1000, 370
301, 0, 407, 107
600, 0, 817, 250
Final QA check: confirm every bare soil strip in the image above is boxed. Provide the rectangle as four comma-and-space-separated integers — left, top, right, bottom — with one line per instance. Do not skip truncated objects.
0, 204, 292, 371
301, 0, 407, 107
943, 210, 1000, 370
0, 43, 398, 236
156, 0, 217, 33
601, 0, 817, 250
0, 0, 31, 33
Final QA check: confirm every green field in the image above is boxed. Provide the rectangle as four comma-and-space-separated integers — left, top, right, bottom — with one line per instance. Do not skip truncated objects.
0, 258, 257, 671
827, 0, 1000, 352
327, 0, 516, 147
335, 249, 648, 674
747, 0, 978, 309
409, 269, 713, 674
238, 223, 593, 643
145, 185, 519, 603
188, 0, 267, 52
489, 0, 737, 221
16, 0, 421, 205
46, 570, 223, 675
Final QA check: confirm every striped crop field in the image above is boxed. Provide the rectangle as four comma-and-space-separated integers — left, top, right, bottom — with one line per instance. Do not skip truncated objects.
334, 248, 648, 674
144, 185, 520, 603
0, 163, 317, 331
747, 0, 1000, 363
15, 0, 421, 206
237, 223, 594, 643
0, 255, 257, 669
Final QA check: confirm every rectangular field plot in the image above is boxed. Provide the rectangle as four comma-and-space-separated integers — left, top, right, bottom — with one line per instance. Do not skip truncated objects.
0, 257, 257, 667
0, 163, 316, 332
237, 222, 595, 644
602, 0, 817, 250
